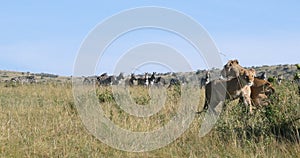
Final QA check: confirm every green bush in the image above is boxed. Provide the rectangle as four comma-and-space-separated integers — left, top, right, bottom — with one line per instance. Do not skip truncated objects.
215, 81, 300, 145
97, 89, 114, 103
296, 64, 300, 70
133, 96, 150, 105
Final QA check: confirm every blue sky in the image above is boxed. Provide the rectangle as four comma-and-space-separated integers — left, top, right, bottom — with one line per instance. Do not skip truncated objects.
1, 1, 299, 75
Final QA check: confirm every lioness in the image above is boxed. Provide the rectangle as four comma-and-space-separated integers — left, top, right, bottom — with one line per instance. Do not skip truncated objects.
203, 68, 256, 114
221, 59, 243, 79
221, 59, 275, 107
251, 79, 275, 106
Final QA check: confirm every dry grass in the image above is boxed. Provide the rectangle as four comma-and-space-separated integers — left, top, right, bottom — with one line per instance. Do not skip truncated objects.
0, 81, 299, 157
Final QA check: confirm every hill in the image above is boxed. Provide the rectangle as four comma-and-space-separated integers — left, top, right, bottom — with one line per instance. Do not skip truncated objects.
0, 64, 298, 83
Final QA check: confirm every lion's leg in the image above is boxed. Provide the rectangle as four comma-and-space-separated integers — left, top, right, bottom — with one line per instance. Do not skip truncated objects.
241, 86, 253, 114
245, 96, 253, 114
249, 104, 253, 114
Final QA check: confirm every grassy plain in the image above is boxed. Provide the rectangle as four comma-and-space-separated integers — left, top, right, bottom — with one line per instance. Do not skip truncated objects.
0, 80, 299, 157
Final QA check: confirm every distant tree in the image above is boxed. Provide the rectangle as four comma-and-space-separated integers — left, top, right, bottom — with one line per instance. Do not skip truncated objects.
296, 64, 300, 70
294, 73, 300, 80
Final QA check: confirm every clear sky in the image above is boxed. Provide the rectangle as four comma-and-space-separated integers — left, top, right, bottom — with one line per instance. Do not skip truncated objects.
1, 1, 299, 76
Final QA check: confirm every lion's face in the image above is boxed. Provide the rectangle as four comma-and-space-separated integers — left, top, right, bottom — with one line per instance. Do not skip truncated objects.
240, 69, 256, 86
221, 60, 241, 78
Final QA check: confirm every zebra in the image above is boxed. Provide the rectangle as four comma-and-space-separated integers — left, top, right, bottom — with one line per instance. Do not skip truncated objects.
113, 72, 125, 85
149, 72, 156, 86
200, 71, 210, 89
100, 73, 108, 78
277, 74, 283, 85
126, 73, 137, 86
11, 76, 36, 84
83, 77, 91, 84
168, 78, 181, 87
137, 73, 149, 86
179, 75, 188, 85
97, 73, 116, 86
155, 76, 166, 86
150, 72, 166, 86
116, 72, 125, 80
257, 71, 267, 80
83, 76, 97, 85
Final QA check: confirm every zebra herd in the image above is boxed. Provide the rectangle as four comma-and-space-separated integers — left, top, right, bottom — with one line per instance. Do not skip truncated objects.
255, 71, 284, 85
3, 68, 298, 94
85, 69, 300, 94
6, 76, 36, 84
83, 73, 125, 86
126, 72, 167, 86
83, 71, 211, 87
83, 72, 166, 86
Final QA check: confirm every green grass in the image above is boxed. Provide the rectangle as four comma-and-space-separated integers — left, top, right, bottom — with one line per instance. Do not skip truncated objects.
0, 81, 299, 157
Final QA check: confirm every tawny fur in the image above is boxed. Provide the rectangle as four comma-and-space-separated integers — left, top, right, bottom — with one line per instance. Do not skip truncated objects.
204, 69, 255, 113
221, 59, 275, 107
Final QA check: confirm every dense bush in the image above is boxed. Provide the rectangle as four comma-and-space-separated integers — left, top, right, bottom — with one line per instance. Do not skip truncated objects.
215, 81, 300, 145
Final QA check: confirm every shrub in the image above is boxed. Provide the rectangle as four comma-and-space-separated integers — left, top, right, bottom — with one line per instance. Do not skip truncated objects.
97, 89, 114, 103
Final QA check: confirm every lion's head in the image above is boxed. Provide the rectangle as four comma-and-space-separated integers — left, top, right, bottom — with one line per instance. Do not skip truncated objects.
240, 68, 256, 86
221, 59, 244, 79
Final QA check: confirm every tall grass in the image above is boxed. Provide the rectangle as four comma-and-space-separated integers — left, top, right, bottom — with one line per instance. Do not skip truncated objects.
0, 81, 299, 157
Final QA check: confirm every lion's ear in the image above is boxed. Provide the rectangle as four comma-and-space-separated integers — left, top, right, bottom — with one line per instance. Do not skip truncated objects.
234, 59, 239, 64
249, 68, 256, 76
240, 68, 246, 75
228, 60, 232, 66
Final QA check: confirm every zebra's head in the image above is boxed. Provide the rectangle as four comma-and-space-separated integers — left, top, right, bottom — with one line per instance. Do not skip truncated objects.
117, 72, 125, 80
144, 72, 149, 79
130, 73, 137, 80
150, 72, 156, 80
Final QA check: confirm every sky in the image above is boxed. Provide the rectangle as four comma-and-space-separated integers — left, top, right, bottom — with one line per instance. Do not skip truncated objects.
1, 1, 300, 76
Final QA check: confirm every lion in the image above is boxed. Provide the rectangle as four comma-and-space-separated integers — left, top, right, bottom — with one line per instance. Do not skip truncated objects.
251, 78, 275, 106
221, 59, 243, 79
221, 59, 275, 107
203, 68, 256, 114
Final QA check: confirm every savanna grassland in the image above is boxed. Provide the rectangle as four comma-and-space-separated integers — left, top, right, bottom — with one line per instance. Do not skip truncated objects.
0, 76, 300, 157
